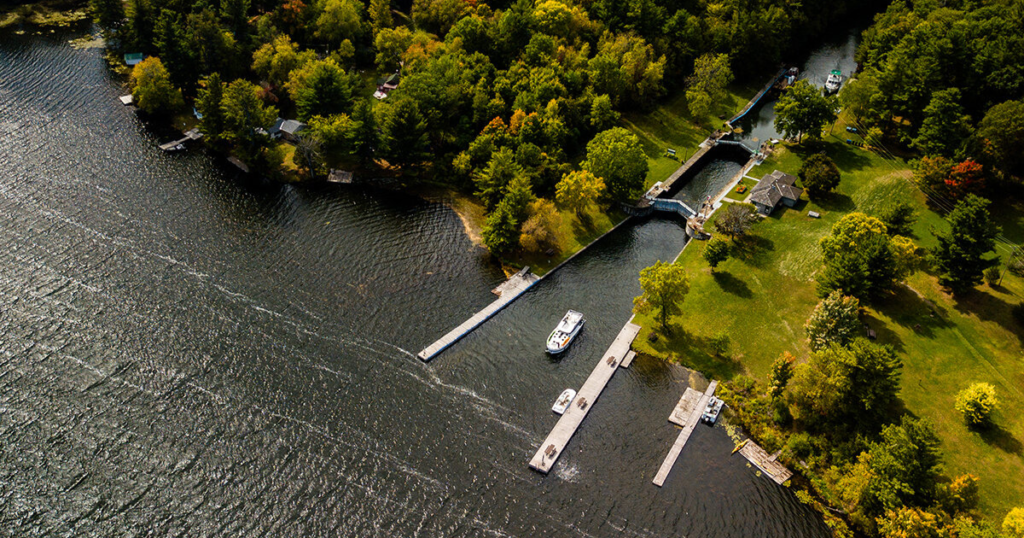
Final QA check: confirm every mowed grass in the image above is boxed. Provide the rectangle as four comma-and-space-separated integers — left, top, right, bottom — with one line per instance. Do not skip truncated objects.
631, 114, 1024, 520
509, 204, 627, 276
621, 83, 761, 188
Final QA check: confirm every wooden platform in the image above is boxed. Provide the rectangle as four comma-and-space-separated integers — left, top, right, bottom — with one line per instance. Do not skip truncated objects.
738, 440, 793, 485
652, 380, 718, 487
417, 268, 539, 362
668, 387, 703, 427
529, 321, 642, 474
159, 128, 202, 151
620, 350, 637, 368
119, 95, 133, 105
327, 169, 353, 183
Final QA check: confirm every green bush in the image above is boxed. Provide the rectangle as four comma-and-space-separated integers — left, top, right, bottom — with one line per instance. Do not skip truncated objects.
984, 267, 1000, 285
955, 382, 999, 426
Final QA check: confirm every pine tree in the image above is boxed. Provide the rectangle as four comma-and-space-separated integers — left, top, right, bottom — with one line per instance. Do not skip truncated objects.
934, 195, 999, 293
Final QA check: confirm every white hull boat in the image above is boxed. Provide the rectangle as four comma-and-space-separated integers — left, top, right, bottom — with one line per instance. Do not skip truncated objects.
824, 70, 843, 94
701, 396, 725, 425
552, 388, 577, 415
546, 310, 584, 353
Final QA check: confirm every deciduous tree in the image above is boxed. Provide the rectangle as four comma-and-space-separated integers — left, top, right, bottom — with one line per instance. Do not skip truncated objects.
799, 153, 841, 197
713, 203, 756, 238
805, 291, 861, 352
221, 78, 278, 157
581, 127, 647, 203
130, 57, 183, 116
767, 352, 795, 401
934, 194, 999, 293
633, 261, 689, 331
519, 199, 563, 254
555, 170, 605, 217
252, 35, 315, 88
287, 58, 353, 121
589, 94, 619, 131
975, 99, 1024, 176
703, 238, 729, 271
686, 53, 733, 120
955, 382, 998, 427
818, 213, 900, 300
315, 0, 366, 47
774, 80, 838, 142
1005, 508, 1024, 538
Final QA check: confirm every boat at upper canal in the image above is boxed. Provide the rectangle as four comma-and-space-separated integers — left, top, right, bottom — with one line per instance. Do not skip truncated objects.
0, 20, 834, 538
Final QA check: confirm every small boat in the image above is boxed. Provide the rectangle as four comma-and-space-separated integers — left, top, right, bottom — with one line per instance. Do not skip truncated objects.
546, 310, 585, 353
824, 69, 843, 94
552, 388, 577, 415
701, 396, 725, 425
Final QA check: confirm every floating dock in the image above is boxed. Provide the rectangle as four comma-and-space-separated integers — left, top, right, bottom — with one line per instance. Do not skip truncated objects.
159, 128, 202, 152
529, 321, 642, 474
652, 380, 718, 487
738, 440, 793, 485
417, 267, 539, 361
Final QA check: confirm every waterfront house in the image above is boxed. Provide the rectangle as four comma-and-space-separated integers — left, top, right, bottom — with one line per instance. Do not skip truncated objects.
749, 170, 802, 215
267, 118, 307, 143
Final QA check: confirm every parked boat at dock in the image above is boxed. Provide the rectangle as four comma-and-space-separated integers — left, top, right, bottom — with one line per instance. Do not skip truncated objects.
824, 69, 843, 94
546, 310, 585, 353
551, 388, 577, 415
701, 396, 724, 425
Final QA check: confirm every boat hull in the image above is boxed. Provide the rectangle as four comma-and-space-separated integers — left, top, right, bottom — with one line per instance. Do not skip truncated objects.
546, 319, 584, 354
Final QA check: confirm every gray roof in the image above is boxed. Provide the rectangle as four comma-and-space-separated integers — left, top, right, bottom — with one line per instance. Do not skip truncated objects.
750, 170, 802, 207
267, 118, 306, 136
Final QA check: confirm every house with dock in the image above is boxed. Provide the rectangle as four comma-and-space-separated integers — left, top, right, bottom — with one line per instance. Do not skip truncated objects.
749, 170, 802, 215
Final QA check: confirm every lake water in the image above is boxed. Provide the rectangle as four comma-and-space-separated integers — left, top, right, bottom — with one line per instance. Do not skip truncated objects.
0, 24, 832, 536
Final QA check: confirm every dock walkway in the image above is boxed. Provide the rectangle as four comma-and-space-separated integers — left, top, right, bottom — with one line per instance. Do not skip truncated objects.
159, 128, 202, 151
529, 321, 642, 474
417, 267, 539, 361
652, 380, 718, 487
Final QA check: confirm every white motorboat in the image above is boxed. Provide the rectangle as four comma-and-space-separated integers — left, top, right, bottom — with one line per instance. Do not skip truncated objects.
546, 310, 585, 353
824, 69, 843, 94
701, 396, 725, 425
552, 388, 577, 415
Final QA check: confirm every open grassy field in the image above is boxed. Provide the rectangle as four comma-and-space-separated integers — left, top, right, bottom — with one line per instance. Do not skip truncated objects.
631, 113, 1024, 520
620, 83, 761, 188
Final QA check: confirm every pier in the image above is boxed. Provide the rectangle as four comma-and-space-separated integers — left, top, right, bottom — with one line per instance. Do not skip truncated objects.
652, 380, 718, 487
529, 321, 642, 474
726, 68, 786, 127
417, 267, 539, 361
159, 128, 202, 152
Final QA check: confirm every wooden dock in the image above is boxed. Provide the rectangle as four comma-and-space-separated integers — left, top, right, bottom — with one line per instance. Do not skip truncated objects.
738, 440, 793, 485
727, 68, 786, 127
620, 350, 637, 368
529, 321, 642, 474
159, 128, 202, 151
652, 380, 718, 487
417, 268, 539, 362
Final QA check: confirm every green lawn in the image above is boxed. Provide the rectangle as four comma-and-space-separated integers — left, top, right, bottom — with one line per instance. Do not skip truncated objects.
621, 83, 761, 188
631, 115, 1024, 520
506, 205, 628, 276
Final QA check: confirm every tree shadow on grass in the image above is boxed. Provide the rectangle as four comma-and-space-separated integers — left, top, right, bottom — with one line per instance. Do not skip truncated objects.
732, 233, 775, 269
861, 311, 906, 354
976, 421, 1024, 457
872, 285, 950, 340
713, 270, 753, 299
811, 192, 856, 212
791, 139, 874, 173
951, 288, 1024, 343
644, 326, 744, 382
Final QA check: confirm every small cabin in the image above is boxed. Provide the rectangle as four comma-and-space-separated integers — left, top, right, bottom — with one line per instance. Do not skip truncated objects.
373, 72, 401, 100
267, 118, 306, 143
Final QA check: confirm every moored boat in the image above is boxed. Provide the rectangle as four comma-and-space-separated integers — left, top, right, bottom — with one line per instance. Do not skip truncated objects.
552, 388, 577, 415
546, 310, 585, 353
701, 396, 725, 425
824, 69, 843, 94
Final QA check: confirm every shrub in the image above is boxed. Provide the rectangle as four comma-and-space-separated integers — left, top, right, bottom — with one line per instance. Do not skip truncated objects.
1005, 507, 1024, 538
955, 382, 999, 426
940, 474, 980, 514
984, 267, 1000, 285
708, 330, 730, 356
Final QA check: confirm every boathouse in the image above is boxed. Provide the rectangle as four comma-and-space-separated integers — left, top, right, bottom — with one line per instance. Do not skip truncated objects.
749, 170, 802, 215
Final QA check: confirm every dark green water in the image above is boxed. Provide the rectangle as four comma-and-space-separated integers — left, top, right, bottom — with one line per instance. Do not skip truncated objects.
0, 25, 831, 536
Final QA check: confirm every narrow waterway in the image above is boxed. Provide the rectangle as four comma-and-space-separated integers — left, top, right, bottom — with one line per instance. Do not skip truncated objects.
0, 25, 832, 536
736, 31, 860, 149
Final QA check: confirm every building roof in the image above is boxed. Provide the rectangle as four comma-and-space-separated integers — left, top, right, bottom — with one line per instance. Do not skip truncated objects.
750, 170, 803, 208
124, 52, 145, 66
280, 119, 305, 134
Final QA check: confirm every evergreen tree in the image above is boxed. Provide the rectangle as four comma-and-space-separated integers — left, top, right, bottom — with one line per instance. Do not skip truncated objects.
934, 195, 999, 293
125, 0, 155, 52
913, 88, 972, 159
481, 201, 520, 254
287, 58, 353, 121
154, 9, 192, 90
90, 0, 125, 30
767, 352, 795, 401
376, 97, 430, 170
221, 78, 278, 159
475, 148, 522, 211
195, 73, 225, 142
351, 99, 378, 166
879, 201, 917, 237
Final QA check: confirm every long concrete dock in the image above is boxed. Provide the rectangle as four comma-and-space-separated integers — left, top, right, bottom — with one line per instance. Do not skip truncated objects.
727, 68, 786, 127
417, 268, 539, 361
529, 321, 642, 474
652, 380, 718, 487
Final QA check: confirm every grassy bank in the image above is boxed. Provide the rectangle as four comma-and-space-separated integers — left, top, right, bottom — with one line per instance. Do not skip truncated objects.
621, 83, 761, 188
631, 113, 1024, 519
